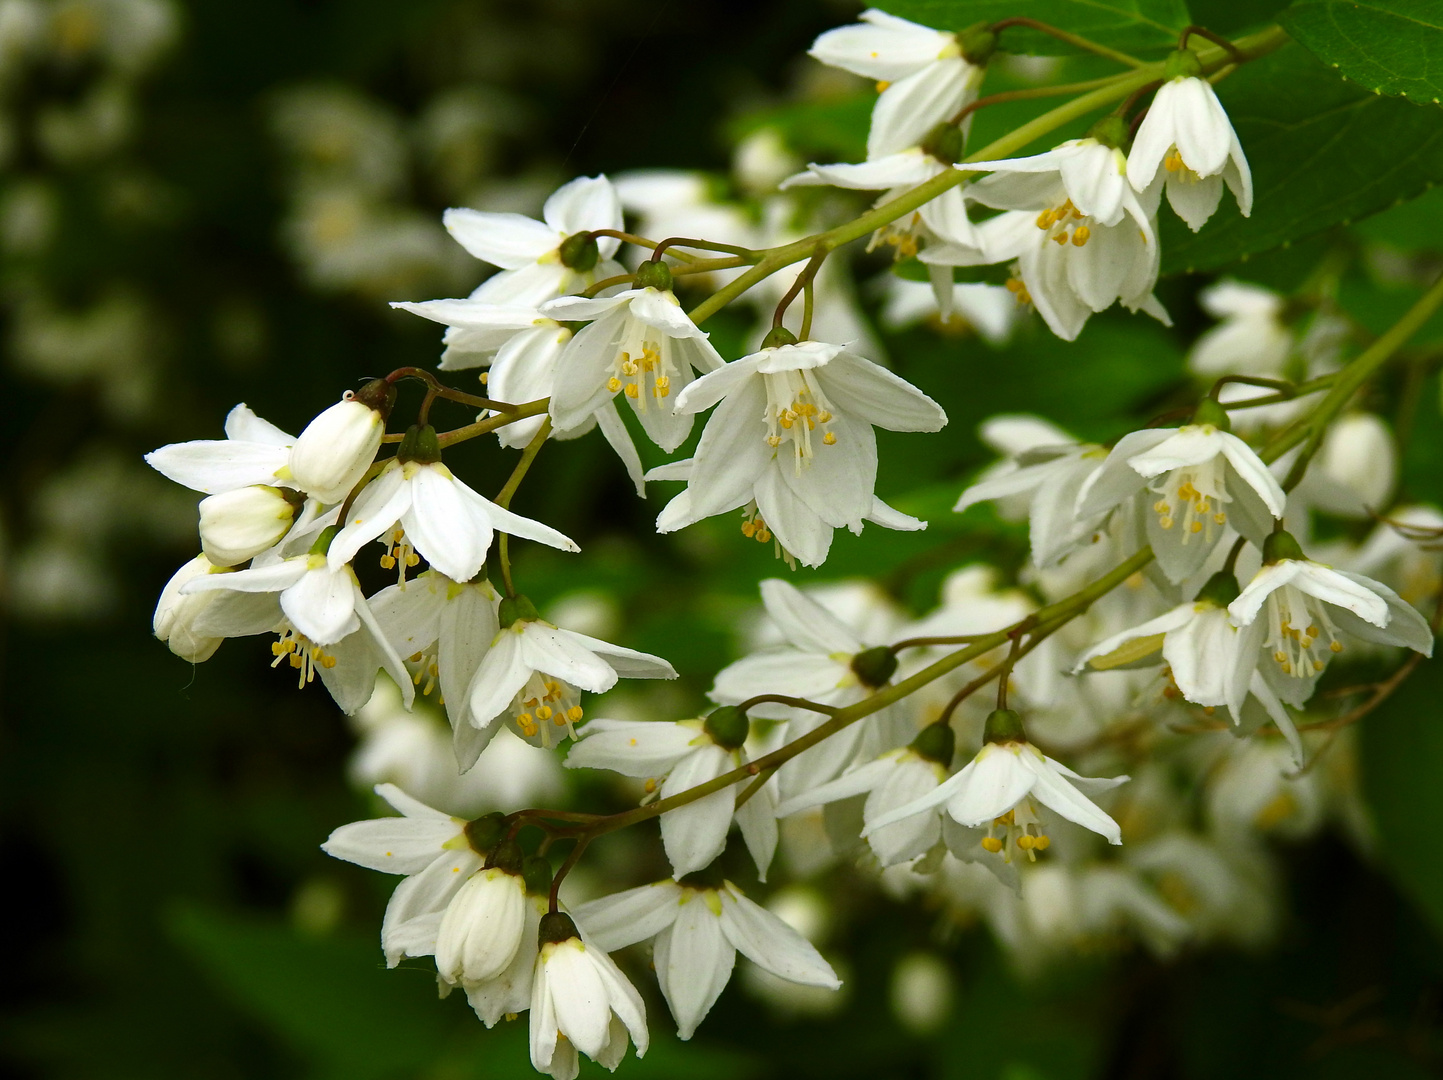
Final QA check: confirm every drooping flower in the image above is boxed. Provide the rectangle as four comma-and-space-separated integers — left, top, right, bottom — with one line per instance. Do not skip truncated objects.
288, 379, 395, 504
808, 9, 991, 160
774, 720, 955, 866
571, 876, 839, 1040
327, 424, 577, 586
1187, 280, 1293, 377
565, 707, 777, 880
1079, 404, 1285, 582
145, 402, 295, 495
444, 175, 625, 307
530, 911, 649, 1080
1127, 51, 1252, 231
465, 594, 676, 753
666, 333, 945, 567
153, 555, 246, 662
197, 484, 303, 567
544, 262, 724, 455
867, 709, 1129, 861
1228, 530, 1434, 707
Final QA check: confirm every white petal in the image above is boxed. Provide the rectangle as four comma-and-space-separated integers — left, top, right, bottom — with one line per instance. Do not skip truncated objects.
819, 352, 947, 432
146, 441, 291, 495
945, 747, 1034, 826
444, 208, 557, 268
718, 884, 840, 988
466, 629, 532, 729
321, 815, 460, 875
662, 896, 735, 1039
328, 465, 411, 571
542, 175, 622, 252
1020, 751, 1124, 844
571, 881, 683, 951
564, 718, 700, 777
281, 566, 359, 645
518, 624, 616, 692
557, 628, 677, 680
659, 746, 735, 877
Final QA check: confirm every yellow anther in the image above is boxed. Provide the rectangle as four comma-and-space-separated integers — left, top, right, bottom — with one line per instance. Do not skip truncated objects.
817, 410, 832, 422
535, 705, 553, 720
1214, 512, 1227, 525
1307, 625, 1319, 637
567, 706, 583, 722
1006, 278, 1024, 292
1154, 500, 1170, 513
1190, 521, 1203, 534
1274, 650, 1287, 663
755, 527, 772, 543
1281, 661, 1293, 674
1033, 835, 1050, 851
624, 383, 639, 398
1313, 660, 1325, 672
479, 372, 489, 384
644, 778, 657, 793
1159, 516, 1174, 529
822, 432, 837, 445
1072, 225, 1091, 246
1036, 209, 1055, 229
876, 80, 891, 92
553, 711, 567, 726
766, 435, 782, 447
607, 377, 622, 393
1052, 231, 1068, 245
1016, 834, 1036, 850
741, 520, 757, 538
1330, 640, 1343, 653
380, 554, 396, 569
981, 836, 1003, 853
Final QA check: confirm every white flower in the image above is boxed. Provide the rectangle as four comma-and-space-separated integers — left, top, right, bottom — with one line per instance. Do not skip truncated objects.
878, 276, 1017, 345
444, 175, 625, 307
153, 555, 231, 662
1293, 413, 1397, 519
321, 783, 484, 967
925, 136, 1168, 341
435, 862, 529, 987
289, 388, 391, 503
1127, 72, 1251, 231
867, 716, 1128, 860
1229, 540, 1434, 707
1351, 505, 1443, 607
565, 711, 777, 881
455, 890, 549, 1028
465, 601, 676, 751
666, 338, 945, 567
808, 9, 987, 160
367, 570, 501, 767
1188, 280, 1292, 377
197, 484, 300, 567
544, 279, 724, 454
571, 878, 839, 1040
710, 579, 903, 801
388, 299, 554, 372
774, 721, 954, 866
1080, 418, 1285, 582
530, 912, 648, 1080
327, 437, 577, 585
145, 403, 294, 495
182, 547, 414, 714
954, 417, 1108, 567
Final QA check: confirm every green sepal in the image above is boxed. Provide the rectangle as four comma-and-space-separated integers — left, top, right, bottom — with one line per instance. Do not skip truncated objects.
1263, 529, 1306, 564
353, 377, 397, 419
851, 645, 899, 689
1087, 114, 1130, 150
308, 524, 342, 556
1164, 47, 1204, 81
1191, 397, 1232, 431
958, 23, 996, 65
538, 910, 579, 945
558, 232, 599, 272
909, 720, 956, 766
633, 259, 673, 292
982, 708, 1028, 745
464, 812, 506, 855
1195, 570, 1242, 608
522, 855, 554, 897
921, 122, 964, 165
484, 838, 525, 875
498, 594, 541, 628
703, 706, 750, 750
761, 325, 799, 350
397, 424, 442, 464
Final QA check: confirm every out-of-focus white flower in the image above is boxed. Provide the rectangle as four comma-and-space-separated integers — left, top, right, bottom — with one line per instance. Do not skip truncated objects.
878, 276, 1017, 344
565, 708, 776, 880
1188, 280, 1292, 377
1293, 412, 1397, 518
889, 952, 953, 1035
445, 175, 624, 306
1128, 65, 1251, 231
1350, 505, 1443, 608
572, 877, 839, 1040
530, 911, 648, 1080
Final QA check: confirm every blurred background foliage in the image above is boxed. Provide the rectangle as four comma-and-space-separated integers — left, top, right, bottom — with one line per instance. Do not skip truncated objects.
4, 0, 1443, 1078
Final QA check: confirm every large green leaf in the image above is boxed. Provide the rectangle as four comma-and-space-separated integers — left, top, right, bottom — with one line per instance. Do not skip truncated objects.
1282, 0, 1443, 106
875, 0, 1191, 56
1162, 43, 1443, 274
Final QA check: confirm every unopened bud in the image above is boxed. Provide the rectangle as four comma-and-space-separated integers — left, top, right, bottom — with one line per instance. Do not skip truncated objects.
289, 395, 386, 503
982, 708, 1027, 745
1195, 570, 1241, 608
1191, 397, 1232, 431
851, 646, 898, 689
465, 812, 506, 854
761, 325, 799, 350
538, 910, 580, 946
633, 259, 673, 292
703, 705, 750, 750
909, 720, 955, 765
1164, 47, 1204, 81
558, 232, 599, 272
198, 484, 300, 566
1262, 529, 1305, 564
397, 424, 443, 464
498, 593, 541, 628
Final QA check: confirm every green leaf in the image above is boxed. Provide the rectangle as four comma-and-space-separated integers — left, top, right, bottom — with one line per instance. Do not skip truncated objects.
1282, 0, 1443, 106
1162, 43, 1443, 274
1360, 655, 1443, 936
874, 0, 1192, 56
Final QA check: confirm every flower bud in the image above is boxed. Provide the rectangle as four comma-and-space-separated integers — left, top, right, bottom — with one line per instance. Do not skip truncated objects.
921, 122, 964, 165
703, 705, 750, 750
197, 485, 301, 567
633, 259, 673, 292
288, 391, 389, 503
435, 865, 528, 985
850, 645, 898, 689
154, 555, 228, 662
